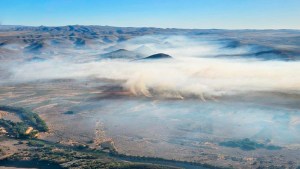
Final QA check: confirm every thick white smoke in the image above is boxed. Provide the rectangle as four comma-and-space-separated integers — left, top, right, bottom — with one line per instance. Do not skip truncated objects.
2, 35, 300, 100
6, 58, 300, 99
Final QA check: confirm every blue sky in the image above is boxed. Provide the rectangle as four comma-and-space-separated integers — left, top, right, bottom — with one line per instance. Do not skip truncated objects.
1, 0, 300, 29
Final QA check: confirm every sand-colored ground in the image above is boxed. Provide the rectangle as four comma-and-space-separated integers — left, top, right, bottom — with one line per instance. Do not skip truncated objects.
0, 80, 300, 168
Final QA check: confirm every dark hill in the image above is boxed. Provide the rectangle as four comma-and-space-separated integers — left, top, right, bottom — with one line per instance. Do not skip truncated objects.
142, 53, 173, 60
24, 42, 46, 53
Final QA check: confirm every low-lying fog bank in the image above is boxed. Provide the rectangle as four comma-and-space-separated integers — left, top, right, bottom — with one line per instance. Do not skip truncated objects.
3, 58, 300, 100
1, 35, 300, 100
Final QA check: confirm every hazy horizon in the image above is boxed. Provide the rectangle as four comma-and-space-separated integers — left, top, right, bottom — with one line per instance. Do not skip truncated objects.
2, 24, 300, 31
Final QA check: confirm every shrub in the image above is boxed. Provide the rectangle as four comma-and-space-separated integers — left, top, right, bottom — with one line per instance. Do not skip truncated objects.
0, 105, 48, 132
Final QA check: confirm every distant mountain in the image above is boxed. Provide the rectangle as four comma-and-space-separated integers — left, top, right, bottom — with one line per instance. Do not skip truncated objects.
24, 42, 47, 53
142, 53, 173, 60
100, 49, 144, 59
215, 45, 298, 61
26, 56, 47, 62
1, 25, 300, 61
133, 45, 155, 56
74, 38, 86, 47
221, 39, 242, 48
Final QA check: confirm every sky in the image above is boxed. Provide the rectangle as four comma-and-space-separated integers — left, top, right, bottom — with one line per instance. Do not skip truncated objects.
0, 0, 300, 29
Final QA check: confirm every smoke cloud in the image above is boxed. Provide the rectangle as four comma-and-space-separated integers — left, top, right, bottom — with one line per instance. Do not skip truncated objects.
4, 58, 300, 100
2, 35, 300, 100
